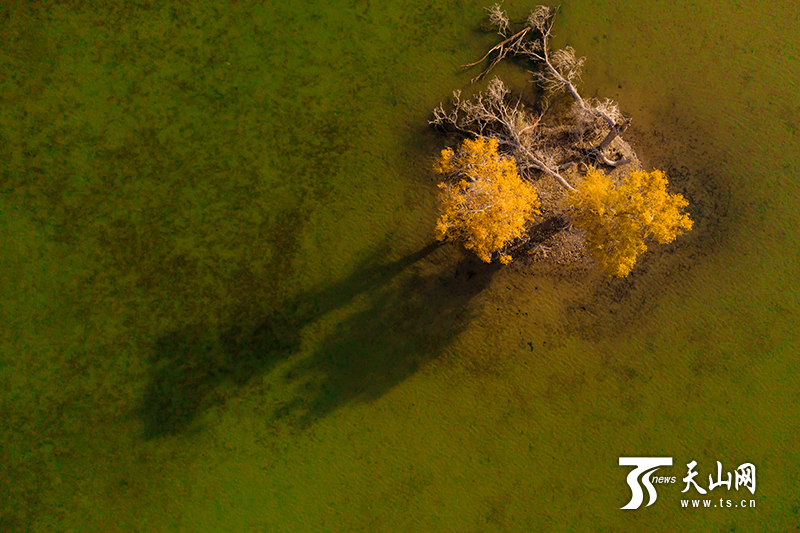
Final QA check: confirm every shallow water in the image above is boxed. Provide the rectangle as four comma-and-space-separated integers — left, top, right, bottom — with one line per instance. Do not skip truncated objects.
1, 0, 798, 531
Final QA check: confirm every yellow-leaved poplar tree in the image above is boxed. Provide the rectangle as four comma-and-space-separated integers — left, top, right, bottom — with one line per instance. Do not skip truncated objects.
565, 167, 693, 277
435, 137, 541, 264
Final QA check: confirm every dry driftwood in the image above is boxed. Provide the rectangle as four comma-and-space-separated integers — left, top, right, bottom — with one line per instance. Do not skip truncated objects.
431, 5, 633, 191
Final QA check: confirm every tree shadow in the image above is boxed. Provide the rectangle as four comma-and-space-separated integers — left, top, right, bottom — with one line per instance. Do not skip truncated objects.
506, 215, 570, 256
273, 248, 499, 428
139, 242, 497, 438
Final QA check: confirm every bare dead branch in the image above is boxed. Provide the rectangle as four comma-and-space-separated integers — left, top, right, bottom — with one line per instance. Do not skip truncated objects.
431, 77, 576, 191
462, 27, 530, 83
486, 3, 511, 36
451, 4, 636, 179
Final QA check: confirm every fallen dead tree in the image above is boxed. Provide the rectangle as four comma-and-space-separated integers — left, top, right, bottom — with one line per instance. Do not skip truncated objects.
429, 5, 694, 277
431, 5, 632, 191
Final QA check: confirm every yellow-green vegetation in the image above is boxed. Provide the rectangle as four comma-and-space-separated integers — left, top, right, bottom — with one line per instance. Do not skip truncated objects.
4, 0, 799, 532
565, 167, 694, 277
434, 137, 541, 264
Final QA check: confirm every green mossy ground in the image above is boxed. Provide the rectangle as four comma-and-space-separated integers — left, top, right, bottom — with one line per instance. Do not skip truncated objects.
1, 0, 799, 531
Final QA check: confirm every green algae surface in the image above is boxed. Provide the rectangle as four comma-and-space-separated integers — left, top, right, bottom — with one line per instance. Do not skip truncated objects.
1, 0, 799, 531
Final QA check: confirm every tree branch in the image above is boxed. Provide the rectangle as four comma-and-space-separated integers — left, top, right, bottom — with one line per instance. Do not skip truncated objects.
438, 5, 637, 189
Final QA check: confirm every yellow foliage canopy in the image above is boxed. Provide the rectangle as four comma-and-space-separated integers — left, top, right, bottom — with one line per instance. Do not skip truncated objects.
435, 137, 541, 264
565, 167, 694, 277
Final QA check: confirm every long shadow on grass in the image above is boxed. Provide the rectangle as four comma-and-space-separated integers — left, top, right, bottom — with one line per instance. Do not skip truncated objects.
273, 247, 499, 428
140, 242, 497, 438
